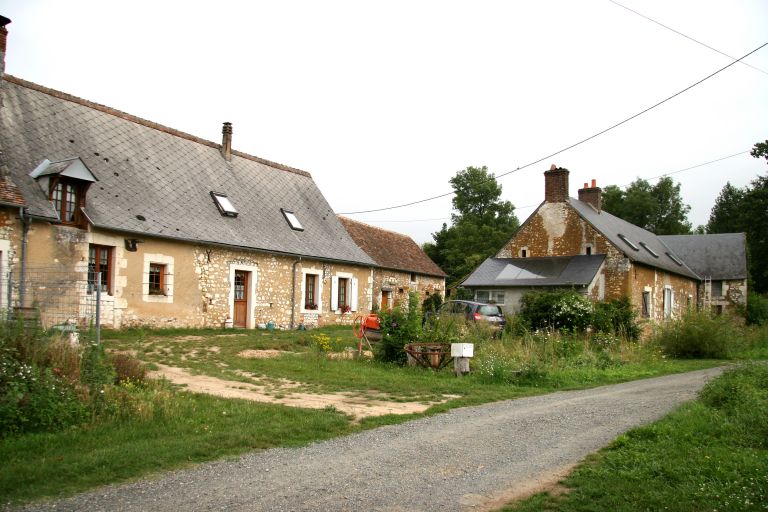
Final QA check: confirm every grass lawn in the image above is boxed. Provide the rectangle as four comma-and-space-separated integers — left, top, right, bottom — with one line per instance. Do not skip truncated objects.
0, 325, 731, 506
501, 363, 768, 511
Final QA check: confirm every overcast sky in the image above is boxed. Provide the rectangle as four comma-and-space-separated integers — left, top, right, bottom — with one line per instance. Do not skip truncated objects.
2, 0, 767, 244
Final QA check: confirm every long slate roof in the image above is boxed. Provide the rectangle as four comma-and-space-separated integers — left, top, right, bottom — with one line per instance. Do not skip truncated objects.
659, 233, 747, 280
567, 198, 700, 279
0, 76, 376, 266
463, 254, 605, 287
338, 216, 446, 277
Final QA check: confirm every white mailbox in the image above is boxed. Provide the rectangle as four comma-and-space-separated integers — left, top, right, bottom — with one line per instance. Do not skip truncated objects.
451, 343, 474, 358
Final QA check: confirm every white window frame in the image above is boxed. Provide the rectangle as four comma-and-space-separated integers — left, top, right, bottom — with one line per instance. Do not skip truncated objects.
474, 289, 505, 305
519, 246, 529, 258
584, 243, 593, 256
281, 209, 304, 231
228, 264, 259, 329
663, 286, 674, 319
142, 253, 174, 303
301, 268, 323, 314
331, 272, 358, 313
642, 286, 652, 318
211, 192, 238, 217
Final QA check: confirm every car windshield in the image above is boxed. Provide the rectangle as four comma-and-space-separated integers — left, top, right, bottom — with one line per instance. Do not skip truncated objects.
478, 305, 503, 316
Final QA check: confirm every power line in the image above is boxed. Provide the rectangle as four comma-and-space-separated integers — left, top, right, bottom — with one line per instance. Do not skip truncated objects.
608, 0, 768, 76
338, 41, 768, 215
361, 149, 750, 221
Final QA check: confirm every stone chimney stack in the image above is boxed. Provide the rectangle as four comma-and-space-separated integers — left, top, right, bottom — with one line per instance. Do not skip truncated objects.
0, 16, 10, 85
544, 164, 569, 203
221, 122, 232, 162
578, 178, 602, 212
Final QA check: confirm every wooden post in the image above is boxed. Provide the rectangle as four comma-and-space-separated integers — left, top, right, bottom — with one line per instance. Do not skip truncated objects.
454, 356, 470, 376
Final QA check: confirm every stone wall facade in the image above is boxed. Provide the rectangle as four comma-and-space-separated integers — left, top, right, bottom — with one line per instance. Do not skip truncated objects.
1, 212, 383, 330
492, 202, 699, 322
371, 268, 445, 311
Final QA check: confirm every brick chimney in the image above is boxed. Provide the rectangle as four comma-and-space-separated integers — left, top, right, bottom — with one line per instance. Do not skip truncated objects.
578, 178, 602, 212
221, 122, 232, 162
0, 16, 10, 86
544, 164, 569, 203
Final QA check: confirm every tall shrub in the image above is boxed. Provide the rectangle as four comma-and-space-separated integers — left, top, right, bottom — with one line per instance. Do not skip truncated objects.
519, 290, 593, 331
374, 292, 422, 364
654, 310, 739, 359
592, 297, 640, 339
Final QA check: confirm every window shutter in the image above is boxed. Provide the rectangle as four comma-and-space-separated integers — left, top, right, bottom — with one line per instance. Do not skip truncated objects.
350, 278, 358, 311
331, 276, 339, 311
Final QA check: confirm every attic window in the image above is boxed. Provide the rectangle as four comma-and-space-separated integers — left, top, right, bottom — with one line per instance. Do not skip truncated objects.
281, 209, 304, 231
666, 252, 684, 266
639, 242, 659, 258
211, 192, 238, 217
618, 234, 639, 251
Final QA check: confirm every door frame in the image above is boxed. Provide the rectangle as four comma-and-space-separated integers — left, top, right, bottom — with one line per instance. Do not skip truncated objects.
228, 264, 258, 329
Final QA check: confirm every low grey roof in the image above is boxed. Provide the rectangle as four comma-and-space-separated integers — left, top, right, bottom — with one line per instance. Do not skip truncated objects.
659, 233, 747, 280
568, 198, 699, 279
462, 254, 606, 287
0, 76, 376, 266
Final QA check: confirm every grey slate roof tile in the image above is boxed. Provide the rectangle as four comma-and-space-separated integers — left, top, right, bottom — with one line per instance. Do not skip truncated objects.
463, 254, 606, 287
567, 198, 700, 279
659, 233, 747, 280
0, 76, 376, 266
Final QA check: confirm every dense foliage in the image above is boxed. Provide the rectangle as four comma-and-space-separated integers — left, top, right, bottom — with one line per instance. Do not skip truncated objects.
517, 290, 639, 338
602, 176, 692, 235
652, 310, 740, 359
423, 166, 519, 285
707, 141, 768, 293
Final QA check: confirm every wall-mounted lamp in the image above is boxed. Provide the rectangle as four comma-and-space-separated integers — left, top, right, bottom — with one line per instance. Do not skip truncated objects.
125, 239, 144, 252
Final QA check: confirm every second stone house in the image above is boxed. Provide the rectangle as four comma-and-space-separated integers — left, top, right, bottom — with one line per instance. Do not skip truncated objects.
462, 165, 747, 321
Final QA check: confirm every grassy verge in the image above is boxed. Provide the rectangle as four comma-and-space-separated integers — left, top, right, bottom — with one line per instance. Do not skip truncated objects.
502, 363, 768, 511
1, 391, 352, 505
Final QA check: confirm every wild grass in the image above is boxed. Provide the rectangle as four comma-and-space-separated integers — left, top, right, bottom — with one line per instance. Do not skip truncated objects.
2, 315, 757, 506
502, 363, 768, 512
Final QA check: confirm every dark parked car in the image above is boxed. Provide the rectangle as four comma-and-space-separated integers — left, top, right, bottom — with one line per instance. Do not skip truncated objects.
430, 300, 507, 331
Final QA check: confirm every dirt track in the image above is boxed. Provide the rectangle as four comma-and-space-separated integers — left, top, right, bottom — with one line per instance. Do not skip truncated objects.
19, 367, 723, 512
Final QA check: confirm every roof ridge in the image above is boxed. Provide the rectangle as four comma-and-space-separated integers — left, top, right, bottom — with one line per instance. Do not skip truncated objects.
337, 215, 413, 241
4, 74, 312, 178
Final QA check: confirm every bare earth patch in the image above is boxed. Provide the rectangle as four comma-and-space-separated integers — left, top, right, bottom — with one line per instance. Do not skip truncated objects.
237, 349, 292, 359
149, 364, 449, 419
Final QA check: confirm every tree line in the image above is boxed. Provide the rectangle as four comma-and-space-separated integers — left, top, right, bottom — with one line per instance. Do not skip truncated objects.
424, 140, 768, 294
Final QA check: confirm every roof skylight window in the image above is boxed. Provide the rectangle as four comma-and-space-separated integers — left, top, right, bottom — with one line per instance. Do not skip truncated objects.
211, 192, 238, 217
618, 234, 639, 251
666, 252, 684, 266
281, 209, 304, 231
639, 242, 659, 258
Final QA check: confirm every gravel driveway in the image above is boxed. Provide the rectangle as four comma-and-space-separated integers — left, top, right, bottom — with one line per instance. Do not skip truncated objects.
18, 367, 724, 512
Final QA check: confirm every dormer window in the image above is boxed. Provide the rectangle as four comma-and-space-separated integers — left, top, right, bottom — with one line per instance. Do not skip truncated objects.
281, 209, 304, 231
211, 192, 238, 217
29, 157, 98, 228
50, 178, 82, 224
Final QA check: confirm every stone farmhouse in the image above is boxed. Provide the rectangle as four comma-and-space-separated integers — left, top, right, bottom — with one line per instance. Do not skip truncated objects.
462, 165, 747, 321
0, 16, 444, 330
339, 217, 446, 310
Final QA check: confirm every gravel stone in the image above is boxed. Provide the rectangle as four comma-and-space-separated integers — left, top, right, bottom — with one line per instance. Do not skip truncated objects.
15, 367, 723, 512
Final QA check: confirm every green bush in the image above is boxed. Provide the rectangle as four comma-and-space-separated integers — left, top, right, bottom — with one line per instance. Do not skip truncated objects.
0, 359, 87, 436
374, 292, 422, 364
592, 297, 640, 339
653, 310, 740, 359
746, 291, 768, 326
518, 290, 593, 332
698, 363, 768, 448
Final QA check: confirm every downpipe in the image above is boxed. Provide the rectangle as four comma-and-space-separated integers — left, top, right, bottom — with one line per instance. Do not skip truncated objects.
290, 257, 302, 329
19, 206, 29, 307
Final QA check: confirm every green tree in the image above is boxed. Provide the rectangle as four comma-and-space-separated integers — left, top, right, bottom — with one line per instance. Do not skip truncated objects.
706, 141, 768, 293
423, 166, 519, 285
602, 177, 691, 235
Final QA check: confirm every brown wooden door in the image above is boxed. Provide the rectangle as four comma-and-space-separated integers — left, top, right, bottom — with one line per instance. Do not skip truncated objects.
233, 270, 248, 328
